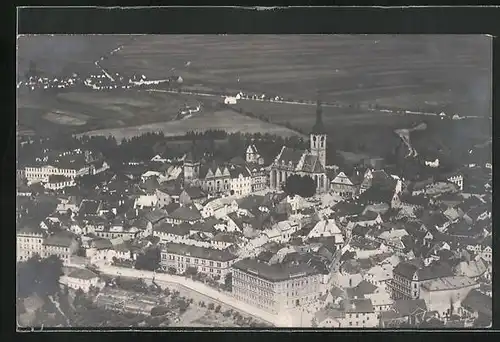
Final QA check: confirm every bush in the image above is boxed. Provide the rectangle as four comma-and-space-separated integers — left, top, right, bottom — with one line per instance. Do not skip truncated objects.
222, 310, 232, 317
168, 267, 177, 275
207, 303, 215, 310
150, 306, 170, 317
214, 305, 221, 313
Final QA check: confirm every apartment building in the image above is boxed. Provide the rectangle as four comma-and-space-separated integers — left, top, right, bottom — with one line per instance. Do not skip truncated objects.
25, 162, 90, 183
231, 258, 322, 314
160, 242, 237, 279
16, 227, 46, 261
43, 175, 76, 190
43, 232, 80, 265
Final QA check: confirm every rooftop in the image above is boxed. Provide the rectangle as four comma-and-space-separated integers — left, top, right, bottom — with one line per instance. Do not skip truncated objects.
164, 242, 237, 262
67, 267, 99, 280
168, 204, 202, 221
232, 257, 320, 283
421, 276, 477, 291
43, 231, 76, 248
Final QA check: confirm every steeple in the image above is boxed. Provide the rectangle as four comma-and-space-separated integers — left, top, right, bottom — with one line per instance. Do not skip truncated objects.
312, 95, 326, 134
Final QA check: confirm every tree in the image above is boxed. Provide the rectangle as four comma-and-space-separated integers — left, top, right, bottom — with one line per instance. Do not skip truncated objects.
168, 267, 177, 275
224, 272, 232, 291
207, 303, 215, 310
185, 267, 198, 277
214, 305, 221, 313
135, 247, 161, 271
282, 174, 316, 198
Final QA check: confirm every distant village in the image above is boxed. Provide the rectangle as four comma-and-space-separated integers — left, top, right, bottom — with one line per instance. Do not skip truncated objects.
16, 100, 492, 328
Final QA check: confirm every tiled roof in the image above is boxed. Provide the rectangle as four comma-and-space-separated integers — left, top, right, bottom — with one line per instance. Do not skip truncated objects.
392, 261, 419, 279
183, 186, 206, 200
92, 238, 113, 250
229, 165, 251, 178
461, 289, 492, 318
43, 231, 76, 248
165, 242, 237, 262
275, 147, 305, 167
168, 204, 202, 221
67, 268, 99, 280
48, 175, 72, 183
154, 222, 190, 236
346, 280, 378, 299
232, 257, 320, 283
299, 154, 324, 173
341, 298, 375, 313
393, 299, 427, 316
79, 200, 100, 216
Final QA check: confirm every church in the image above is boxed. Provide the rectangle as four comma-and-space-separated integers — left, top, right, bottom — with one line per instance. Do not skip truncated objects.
269, 100, 329, 194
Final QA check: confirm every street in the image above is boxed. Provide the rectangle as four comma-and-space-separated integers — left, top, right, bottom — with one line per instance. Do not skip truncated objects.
96, 264, 283, 326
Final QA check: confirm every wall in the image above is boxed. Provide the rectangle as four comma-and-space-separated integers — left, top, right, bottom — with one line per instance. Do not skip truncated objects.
420, 285, 479, 312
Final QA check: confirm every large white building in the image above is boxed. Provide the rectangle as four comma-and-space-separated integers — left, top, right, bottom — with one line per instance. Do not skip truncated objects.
160, 242, 238, 280
17, 227, 46, 262
231, 258, 323, 314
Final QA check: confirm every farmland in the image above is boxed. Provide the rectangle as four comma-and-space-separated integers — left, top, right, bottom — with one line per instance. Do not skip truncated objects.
76, 109, 301, 142
17, 35, 491, 154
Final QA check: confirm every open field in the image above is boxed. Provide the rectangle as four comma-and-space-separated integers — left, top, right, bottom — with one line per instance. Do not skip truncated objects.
17, 89, 214, 136
76, 109, 301, 141
97, 35, 491, 117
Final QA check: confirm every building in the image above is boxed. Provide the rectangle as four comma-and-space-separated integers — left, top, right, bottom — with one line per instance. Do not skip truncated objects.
229, 165, 253, 196
17, 227, 46, 261
419, 276, 479, 313
315, 299, 378, 328
231, 258, 322, 314
330, 171, 362, 199
59, 267, 100, 293
307, 219, 344, 246
269, 100, 328, 194
160, 242, 237, 279
248, 164, 268, 192
24, 154, 91, 183
42, 232, 79, 265
43, 175, 76, 190
246, 144, 264, 165
388, 261, 454, 300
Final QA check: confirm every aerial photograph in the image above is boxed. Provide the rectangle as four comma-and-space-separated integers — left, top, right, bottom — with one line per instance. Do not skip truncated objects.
16, 35, 492, 329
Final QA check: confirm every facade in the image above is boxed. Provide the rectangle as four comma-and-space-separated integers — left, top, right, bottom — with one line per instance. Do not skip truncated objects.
160, 242, 237, 279
230, 165, 253, 196
60, 268, 100, 293
16, 227, 46, 261
388, 261, 454, 301
419, 276, 479, 312
246, 145, 264, 165
43, 175, 76, 190
248, 165, 268, 192
330, 172, 360, 199
24, 162, 90, 184
42, 233, 79, 265
269, 100, 329, 194
231, 258, 322, 314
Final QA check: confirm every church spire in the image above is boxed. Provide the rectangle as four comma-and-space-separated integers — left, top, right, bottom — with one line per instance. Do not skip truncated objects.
312, 94, 326, 134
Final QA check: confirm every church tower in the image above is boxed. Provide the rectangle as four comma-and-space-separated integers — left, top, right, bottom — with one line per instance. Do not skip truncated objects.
183, 151, 200, 185
310, 98, 327, 168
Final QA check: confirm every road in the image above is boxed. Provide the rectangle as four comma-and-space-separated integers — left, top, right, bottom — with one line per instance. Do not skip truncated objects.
96, 264, 284, 326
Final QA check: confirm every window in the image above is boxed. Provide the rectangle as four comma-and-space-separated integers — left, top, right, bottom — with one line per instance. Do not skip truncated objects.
349, 322, 352, 326
217, 262, 221, 267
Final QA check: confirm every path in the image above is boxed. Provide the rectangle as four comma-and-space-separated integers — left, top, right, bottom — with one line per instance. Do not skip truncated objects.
48, 295, 71, 326
96, 264, 284, 326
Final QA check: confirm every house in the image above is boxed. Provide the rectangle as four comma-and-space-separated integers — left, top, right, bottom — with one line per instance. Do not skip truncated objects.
454, 259, 487, 281
153, 222, 190, 244
330, 171, 361, 199
43, 231, 80, 265
339, 298, 378, 328
348, 211, 383, 227
17, 226, 46, 261
364, 263, 394, 289
463, 205, 491, 224
59, 267, 101, 293
388, 260, 454, 300
391, 299, 428, 326
78, 200, 102, 218
480, 237, 492, 263
419, 276, 479, 313
166, 204, 203, 225
459, 289, 492, 323
179, 186, 207, 206
156, 180, 183, 205
307, 219, 344, 245
245, 144, 264, 165
346, 280, 379, 300
160, 242, 237, 280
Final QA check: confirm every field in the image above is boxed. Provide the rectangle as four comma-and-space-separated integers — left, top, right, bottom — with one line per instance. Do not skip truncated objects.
96, 35, 491, 117
76, 109, 301, 141
17, 89, 213, 136
17, 35, 491, 155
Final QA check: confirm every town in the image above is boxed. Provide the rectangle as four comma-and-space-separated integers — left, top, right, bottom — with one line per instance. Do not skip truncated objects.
16, 95, 492, 328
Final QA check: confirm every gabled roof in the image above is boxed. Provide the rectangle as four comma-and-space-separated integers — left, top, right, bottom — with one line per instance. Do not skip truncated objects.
275, 147, 306, 167
43, 231, 76, 248
165, 242, 237, 262
168, 204, 202, 221
393, 299, 427, 317
299, 154, 325, 173
79, 200, 100, 216
164, 202, 181, 214
182, 186, 207, 200
341, 298, 375, 313
346, 280, 378, 299
461, 289, 492, 318
154, 222, 190, 236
